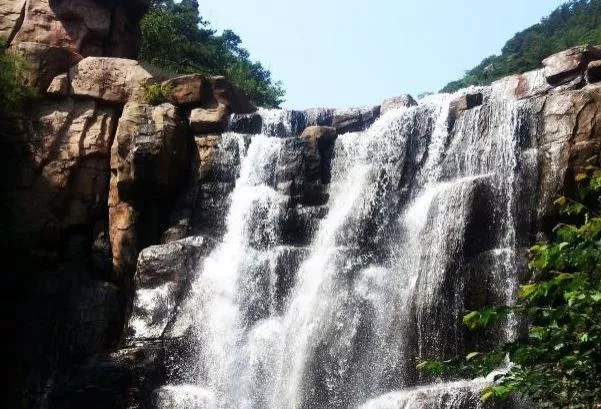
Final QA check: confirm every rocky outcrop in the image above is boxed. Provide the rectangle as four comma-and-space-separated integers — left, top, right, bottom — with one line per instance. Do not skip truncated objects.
542, 45, 601, 86
68, 57, 155, 104
7, 0, 149, 57
3, 0, 150, 90
108, 102, 191, 281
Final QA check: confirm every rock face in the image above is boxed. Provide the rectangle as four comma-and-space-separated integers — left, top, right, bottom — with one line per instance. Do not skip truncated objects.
8, 0, 149, 57
109, 102, 191, 281
2, 0, 150, 89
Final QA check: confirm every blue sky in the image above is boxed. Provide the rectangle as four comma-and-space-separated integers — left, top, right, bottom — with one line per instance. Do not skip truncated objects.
203, 0, 567, 109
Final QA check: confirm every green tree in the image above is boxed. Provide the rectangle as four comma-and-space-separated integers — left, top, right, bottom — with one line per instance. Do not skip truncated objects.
442, 0, 601, 93
419, 168, 601, 407
139, 1, 285, 107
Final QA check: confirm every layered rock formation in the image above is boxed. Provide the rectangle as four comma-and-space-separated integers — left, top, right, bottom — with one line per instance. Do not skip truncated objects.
3, 1, 601, 407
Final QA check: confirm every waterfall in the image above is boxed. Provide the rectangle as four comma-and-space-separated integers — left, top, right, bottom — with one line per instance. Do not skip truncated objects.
153, 83, 535, 408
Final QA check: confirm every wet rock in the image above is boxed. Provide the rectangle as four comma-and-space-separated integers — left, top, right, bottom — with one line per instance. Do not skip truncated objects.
127, 236, 214, 339
262, 109, 307, 137
508, 69, 552, 100
381, 94, 418, 114
229, 112, 263, 134
299, 125, 337, 186
304, 108, 335, 127
49, 340, 166, 409
68, 57, 155, 104
332, 105, 381, 134
70, 282, 123, 358
189, 105, 229, 134
542, 45, 601, 86
282, 205, 328, 246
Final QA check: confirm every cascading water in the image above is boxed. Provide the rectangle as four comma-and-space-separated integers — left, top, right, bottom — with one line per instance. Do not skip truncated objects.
153, 83, 537, 409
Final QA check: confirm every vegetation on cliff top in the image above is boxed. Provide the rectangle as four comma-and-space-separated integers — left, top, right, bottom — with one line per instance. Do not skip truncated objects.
442, 0, 601, 92
419, 168, 601, 407
140, 0, 285, 108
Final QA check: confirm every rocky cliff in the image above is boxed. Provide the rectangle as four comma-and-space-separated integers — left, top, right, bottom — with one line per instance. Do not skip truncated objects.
2, 1, 601, 408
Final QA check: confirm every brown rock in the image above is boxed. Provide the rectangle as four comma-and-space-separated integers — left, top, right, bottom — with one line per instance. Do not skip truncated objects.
381, 94, 418, 115
109, 102, 191, 280
537, 87, 601, 229
9, 42, 82, 89
508, 69, 551, 100
0, 0, 25, 42
189, 105, 229, 134
194, 134, 221, 180
47, 73, 69, 96
162, 74, 208, 106
68, 57, 153, 104
542, 45, 601, 86
586, 60, 601, 84
209, 76, 256, 114
299, 126, 337, 151
9, 0, 149, 58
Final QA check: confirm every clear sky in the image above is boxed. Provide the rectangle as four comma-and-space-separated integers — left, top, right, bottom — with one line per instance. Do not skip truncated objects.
202, 0, 567, 109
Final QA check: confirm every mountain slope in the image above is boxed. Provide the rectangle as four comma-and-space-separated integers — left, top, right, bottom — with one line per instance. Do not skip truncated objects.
442, 0, 601, 92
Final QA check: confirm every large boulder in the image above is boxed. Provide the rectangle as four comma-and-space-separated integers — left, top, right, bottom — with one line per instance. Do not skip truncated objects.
228, 112, 263, 134
542, 45, 601, 86
68, 57, 155, 104
162, 74, 256, 114
189, 105, 229, 134
163, 74, 208, 106
109, 102, 192, 280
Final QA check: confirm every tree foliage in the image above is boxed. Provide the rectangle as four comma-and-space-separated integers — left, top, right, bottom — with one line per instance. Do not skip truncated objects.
139, 0, 285, 108
419, 168, 601, 407
442, 0, 601, 93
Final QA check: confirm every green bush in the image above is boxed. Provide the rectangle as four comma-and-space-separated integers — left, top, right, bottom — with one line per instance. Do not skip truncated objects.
0, 39, 36, 114
143, 82, 173, 105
